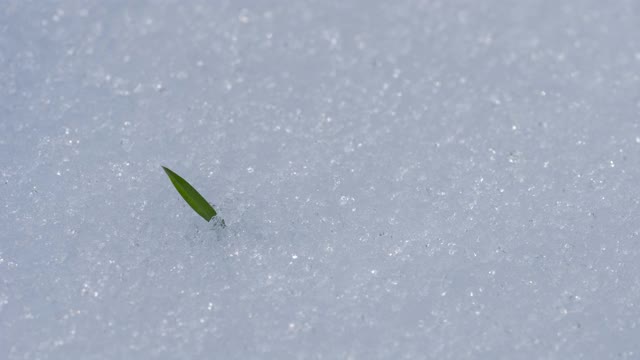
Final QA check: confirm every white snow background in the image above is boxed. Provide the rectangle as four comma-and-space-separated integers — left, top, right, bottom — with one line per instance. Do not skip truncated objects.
2, 1, 640, 359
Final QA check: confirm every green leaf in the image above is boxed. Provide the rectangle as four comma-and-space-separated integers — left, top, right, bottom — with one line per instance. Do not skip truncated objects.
162, 166, 218, 222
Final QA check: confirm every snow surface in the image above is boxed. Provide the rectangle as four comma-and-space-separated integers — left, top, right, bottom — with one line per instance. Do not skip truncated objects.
2, 1, 640, 359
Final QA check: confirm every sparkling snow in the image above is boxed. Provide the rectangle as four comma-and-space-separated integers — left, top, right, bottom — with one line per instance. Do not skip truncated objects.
2, 1, 640, 359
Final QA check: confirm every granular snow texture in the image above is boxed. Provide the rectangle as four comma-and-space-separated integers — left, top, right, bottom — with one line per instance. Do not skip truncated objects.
2, 1, 640, 359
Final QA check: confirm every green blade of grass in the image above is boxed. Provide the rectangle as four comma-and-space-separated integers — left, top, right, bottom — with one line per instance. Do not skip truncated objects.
162, 166, 218, 222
